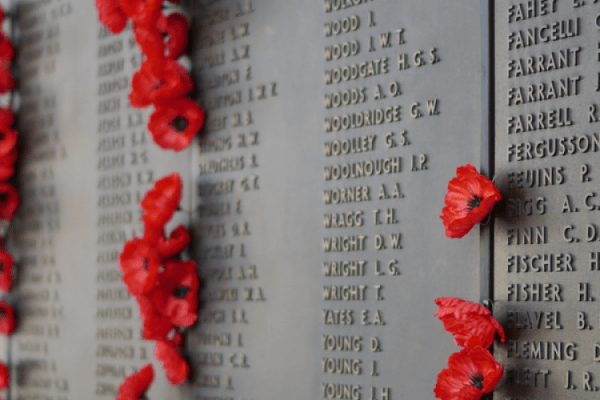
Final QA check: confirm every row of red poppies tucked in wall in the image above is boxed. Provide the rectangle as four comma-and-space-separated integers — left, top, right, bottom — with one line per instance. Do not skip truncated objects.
0, 4, 19, 398
96, 1, 507, 399
96, 0, 206, 398
119, 173, 197, 392
436, 164, 505, 400
97, 0, 204, 152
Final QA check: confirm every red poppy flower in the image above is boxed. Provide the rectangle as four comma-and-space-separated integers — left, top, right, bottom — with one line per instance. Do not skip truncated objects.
0, 148, 17, 181
152, 260, 198, 327
119, 238, 160, 296
162, 13, 189, 60
435, 346, 504, 400
133, 24, 165, 61
171, 330, 184, 347
142, 223, 164, 247
155, 340, 189, 386
435, 297, 505, 349
0, 107, 14, 128
1, 147, 16, 166
0, 65, 14, 95
0, 165, 13, 182
119, 0, 162, 26
0, 362, 8, 390
141, 173, 182, 228
157, 225, 190, 260
0, 249, 13, 292
129, 59, 193, 108
441, 164, 501, 238
148, 98, 204, 151
0, 301, 16, 335
116, 363, 154, 400
136, 295, 173, 341
0, 127, 17, 157
96, 0, 129, 34
0, 183, 19, 221
0, 33, 14, 64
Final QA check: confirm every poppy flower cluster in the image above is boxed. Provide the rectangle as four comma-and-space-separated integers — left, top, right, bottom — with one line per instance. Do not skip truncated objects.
0, 4, 16, 396
96, 0, 205, 151
440, 164, 501, 239
119, 173, 198, 387
0, 105, 19, 297
0, 9, 14, 97
434, 297, 505, 400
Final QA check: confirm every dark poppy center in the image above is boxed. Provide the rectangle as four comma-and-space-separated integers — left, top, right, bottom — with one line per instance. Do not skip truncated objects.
469, 373, 484, 390
0, 261, 4, 273
174, 285, 190, 299
466, 194, 482, 212
0, 309, 6, 319
143, 257, 149, 272
0, 193, 8, 204
152, 80, 167, 91
171, 116, 188, 132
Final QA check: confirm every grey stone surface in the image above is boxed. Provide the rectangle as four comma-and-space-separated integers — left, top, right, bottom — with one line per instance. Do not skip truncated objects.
8, 0, 488, 399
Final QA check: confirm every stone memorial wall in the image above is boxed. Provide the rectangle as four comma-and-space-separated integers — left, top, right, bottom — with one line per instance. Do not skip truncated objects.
2, 0, 591, 400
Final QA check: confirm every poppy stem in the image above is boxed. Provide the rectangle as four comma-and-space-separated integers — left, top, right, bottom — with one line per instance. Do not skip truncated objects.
480, 212, 492, 226
481, 299, 493, 313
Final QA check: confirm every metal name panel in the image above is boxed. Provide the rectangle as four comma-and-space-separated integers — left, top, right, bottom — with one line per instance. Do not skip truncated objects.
8, 1, 484, 399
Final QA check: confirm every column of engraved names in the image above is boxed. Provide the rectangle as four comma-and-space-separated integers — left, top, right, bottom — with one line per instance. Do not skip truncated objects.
94, 23, 156, 399
189, 1, 265, 398
321, 0, 443, 398
495, 1, 600, 399
13, 2, 69, 399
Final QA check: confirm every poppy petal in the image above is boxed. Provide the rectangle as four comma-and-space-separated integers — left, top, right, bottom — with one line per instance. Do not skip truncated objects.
434, 346, 504, 400
0, 301, 16, 335
0, 33, 14, 64
164, 13, 189, 60
0, 362, 8, 390
152, 260, 198, 327
0, 107, 14, 128
434, 297, 505, 348
119, 238, 160, 296
0, 165, 13, 182
440, 164, 502, 238
148, 97, 204, 151
118, 0, 162, 26
129, 59, 193, 108
0, 127, 17, 157
0, 249, 13, 292
0, 183, 19, 221
142, 223, 164, 246
155, 340, 189, 386
133, 24, 165, 61
0, 65, 14, 95
0, 148, 17, 181
140, 173, 182, 228
116, 363, 154, 400
171, 330, 184, 347
96, 0, 129, 34
157, 225, 190, 260
136, 295, 173, 341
